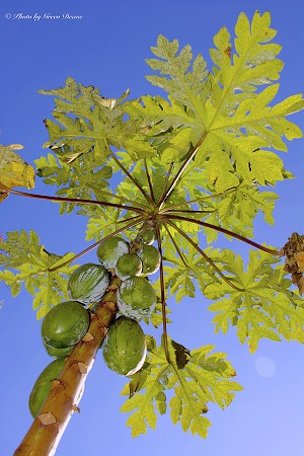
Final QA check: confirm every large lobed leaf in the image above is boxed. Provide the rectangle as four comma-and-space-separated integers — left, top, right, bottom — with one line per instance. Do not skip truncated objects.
0, 230, 77, 318
121, 337, 242, 438
204, 249, 304, 352
35, 152, 112, 215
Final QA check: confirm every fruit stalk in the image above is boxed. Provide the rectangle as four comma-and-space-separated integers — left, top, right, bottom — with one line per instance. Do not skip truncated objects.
14, 276, 121, 456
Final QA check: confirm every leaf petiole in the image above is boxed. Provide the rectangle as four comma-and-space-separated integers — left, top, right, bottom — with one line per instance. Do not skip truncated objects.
1, 185, 145, 214
164, 214, 281, 256
166, 220, 245, 292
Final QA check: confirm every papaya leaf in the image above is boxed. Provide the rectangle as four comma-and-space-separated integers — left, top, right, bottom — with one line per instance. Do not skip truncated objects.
124, 95, 196, 137
85, 207, 123, 241
40, 77, 159, 169
205, 249, 304, 352
145, 301, 172, 328
199, 185, 279, 242
124, 136, 157, 160
161, 127, 196, 163
162, 263, 196, 302
146, 35, 209, 123
0, 230, 77, 318
0, 144, 35, 192
121, 337, 241, 438
210, 11, 283, 98
40, 78, 124, 161
35, 151, 112, 215
150, 12, 303, 215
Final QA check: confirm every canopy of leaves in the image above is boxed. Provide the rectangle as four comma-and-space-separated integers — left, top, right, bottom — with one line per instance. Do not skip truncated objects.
2, 9, 303, 349
1, 10, 304, 440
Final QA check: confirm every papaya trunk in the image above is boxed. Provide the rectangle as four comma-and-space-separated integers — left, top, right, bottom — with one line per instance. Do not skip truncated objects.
14, 276, 121, 456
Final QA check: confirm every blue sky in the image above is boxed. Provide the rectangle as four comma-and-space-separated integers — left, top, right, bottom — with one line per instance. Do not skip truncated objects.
0, 0, 304, 455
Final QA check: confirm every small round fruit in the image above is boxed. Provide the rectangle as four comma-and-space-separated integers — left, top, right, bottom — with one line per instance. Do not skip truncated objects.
140, 228, 155, 245
97, 236, 129, 269
115, 253, 143, 280
29, 358, 65, 417
43, 341, 74, 358
68, 263, 109, 305
102, 317, 146, 376
41, 301, 90, 349
117, 276, 156, 320
139, 245, 161, 276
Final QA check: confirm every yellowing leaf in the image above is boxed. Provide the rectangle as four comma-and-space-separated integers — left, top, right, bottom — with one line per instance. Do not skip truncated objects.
0, 145, 35, 190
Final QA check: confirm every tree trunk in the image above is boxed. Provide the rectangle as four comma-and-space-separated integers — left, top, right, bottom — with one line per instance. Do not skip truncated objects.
14, 277, 120, 456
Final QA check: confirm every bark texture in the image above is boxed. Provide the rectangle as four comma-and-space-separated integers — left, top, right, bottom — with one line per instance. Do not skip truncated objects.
14, 277, 121, 456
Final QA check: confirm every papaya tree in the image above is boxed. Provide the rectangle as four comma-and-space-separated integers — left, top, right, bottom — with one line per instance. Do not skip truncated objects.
0, 10, 304, 456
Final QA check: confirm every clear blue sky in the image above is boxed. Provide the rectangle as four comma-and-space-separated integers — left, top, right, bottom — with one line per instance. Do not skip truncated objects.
0, 0, 304, 455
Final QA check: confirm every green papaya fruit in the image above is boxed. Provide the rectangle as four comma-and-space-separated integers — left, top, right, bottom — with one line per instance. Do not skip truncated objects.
41, 301, 90, 349
97, 236, 129, 269
102, 317, 146, 376
68, 263, 109, 305
29, 358, 65, 417
117, 277, 156, 320
140, 228, 155, 245
139, 245, 161, 276
115, 253, 143, 280
43, 341, 74, 358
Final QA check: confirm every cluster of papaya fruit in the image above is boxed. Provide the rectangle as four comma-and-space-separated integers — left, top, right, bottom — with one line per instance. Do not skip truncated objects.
29, 226, 160, 417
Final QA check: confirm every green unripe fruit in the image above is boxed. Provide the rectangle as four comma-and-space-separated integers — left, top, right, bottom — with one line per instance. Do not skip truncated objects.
41, 301, 90, 349
97, 236, 129, 269
115, 253, 143, 280
43, 341, 74, 358
117, 276, 156, 320
139, 245, 161, 276
140, 228, 155, 245
102, 317, 146, 376
29, 358, 65, 417
68, 263, 109, 305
